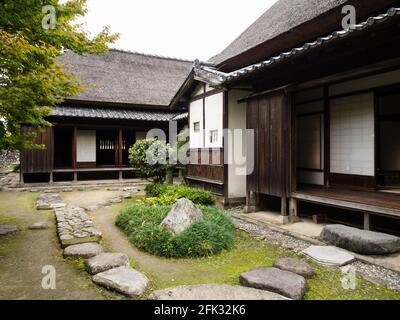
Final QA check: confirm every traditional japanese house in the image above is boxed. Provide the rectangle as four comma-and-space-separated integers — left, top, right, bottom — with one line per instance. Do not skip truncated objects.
20, 49, 191, 183
171, 0, 400, 232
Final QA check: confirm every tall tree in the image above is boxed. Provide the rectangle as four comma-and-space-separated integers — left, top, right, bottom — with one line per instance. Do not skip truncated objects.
0, 0, 118, 150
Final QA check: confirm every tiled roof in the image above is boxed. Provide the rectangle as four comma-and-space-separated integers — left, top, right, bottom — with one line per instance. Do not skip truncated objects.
196, 7, 400, 85
52, 105, 183, 122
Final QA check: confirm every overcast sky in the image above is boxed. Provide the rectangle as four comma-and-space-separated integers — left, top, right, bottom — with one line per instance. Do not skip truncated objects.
77, 0, 278, 61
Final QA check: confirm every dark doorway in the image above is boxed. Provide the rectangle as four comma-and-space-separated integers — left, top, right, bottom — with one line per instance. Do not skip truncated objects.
377, 93, 400, 188
96, 129, 117, 166
122, 129, 135, 166
54, 128, 73, 168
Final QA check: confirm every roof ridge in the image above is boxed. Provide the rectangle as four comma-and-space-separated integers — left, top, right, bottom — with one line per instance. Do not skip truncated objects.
108, 48, 194, 63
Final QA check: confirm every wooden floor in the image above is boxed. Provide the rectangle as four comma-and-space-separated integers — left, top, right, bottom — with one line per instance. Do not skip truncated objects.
292, 185, 400, 218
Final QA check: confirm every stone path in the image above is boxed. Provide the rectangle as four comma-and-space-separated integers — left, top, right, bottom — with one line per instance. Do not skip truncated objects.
35, 190, 149, 298
55, 205, 102, 247
36, 193, 65, 210
321, 224, 400, 255
240, 267, 308, 300
300, 246, 355, 266
149, 284, 289, 300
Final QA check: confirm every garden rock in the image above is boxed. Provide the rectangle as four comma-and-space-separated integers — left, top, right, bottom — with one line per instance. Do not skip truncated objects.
92, 266, 149, 297
161, 198, 203, 234
63, 242, 103, 259
273, 258, 315, 278
240, 267, 307, 300
320, 224, 400, 255
28, 222, 49, 230
86, 253, 130, 275
0, 224, 17, 235
149, 284, 289, 300
301, 245, 355, 266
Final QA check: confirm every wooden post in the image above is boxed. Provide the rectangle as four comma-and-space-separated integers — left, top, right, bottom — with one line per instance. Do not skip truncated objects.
279, 197, 290, 225
118, 128, 123, 167
49, 172, 54, 184
72, 127, 77, 170
244, 191, 258, 213
289, 198, 300, 222
364, 212, 371, 230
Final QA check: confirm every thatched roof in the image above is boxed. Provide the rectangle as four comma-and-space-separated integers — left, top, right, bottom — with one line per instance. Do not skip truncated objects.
60, 49, 193, 107
210, 0, 400, 70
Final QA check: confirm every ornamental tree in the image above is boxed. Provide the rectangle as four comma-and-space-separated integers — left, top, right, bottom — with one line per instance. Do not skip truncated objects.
0, 0, 118, 150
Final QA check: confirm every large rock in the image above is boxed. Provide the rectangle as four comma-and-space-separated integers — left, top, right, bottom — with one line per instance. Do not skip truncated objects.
0, 224, 17, 235
86, 253, 130, 275
63, 242, 103, 259
320, 224, 400, 255
149, 284, 289, 300
161, 198, 203, 234
300, 245, 355, 266
273, 258, 315, 278
239, 267, 307, 300
92, 266, 149, 297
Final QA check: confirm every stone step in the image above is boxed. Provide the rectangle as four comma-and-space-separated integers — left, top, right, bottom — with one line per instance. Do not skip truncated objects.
63, 242, 104, 259
300, 245, 355, 266
86, 253, 130, 275
149, 284, 290, 300
92, 266, 149, 297
320, 224, 400, 255
240, 267, 307, 300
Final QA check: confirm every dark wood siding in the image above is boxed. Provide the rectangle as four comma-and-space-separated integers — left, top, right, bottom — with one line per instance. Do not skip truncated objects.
187, 148, 224, 184
21, 126, 53, 173
247, 91, 290, 197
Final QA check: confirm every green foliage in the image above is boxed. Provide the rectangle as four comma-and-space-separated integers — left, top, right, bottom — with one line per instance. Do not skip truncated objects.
144, 183, 216, 205
0, 0, 118, 150
116, 203, 235, 258
129, 139, 175, 183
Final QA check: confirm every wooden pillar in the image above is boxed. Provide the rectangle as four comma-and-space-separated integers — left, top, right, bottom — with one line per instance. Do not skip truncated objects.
244, 191, 258, 213
364, 212, 371, 230
289, 198, 300, 222
118, 128, 123, 167
49, 172, 54, 184
279, 197, 290, 225
72, 127, 77, 170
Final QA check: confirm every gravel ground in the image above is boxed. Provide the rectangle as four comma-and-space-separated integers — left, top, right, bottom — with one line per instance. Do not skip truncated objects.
231, 215, 400, 293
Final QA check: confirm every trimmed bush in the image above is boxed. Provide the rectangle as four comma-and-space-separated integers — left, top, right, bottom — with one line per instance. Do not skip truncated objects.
144, 183, 216, 206
116, 203, 235, 258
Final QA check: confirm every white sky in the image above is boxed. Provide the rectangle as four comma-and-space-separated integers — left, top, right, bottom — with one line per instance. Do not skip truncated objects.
76, 0, 278, 61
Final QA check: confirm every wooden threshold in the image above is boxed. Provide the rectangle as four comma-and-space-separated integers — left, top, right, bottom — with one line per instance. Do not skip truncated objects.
185, 175, 224, 186
292, 186, 400, 219
53, 167, 136, 173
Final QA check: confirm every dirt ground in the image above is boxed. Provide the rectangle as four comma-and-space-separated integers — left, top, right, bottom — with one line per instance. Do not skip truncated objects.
0, 192, 121, 300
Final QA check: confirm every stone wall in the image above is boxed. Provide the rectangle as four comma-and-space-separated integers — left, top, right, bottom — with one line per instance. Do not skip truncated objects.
0, 150, 19, 166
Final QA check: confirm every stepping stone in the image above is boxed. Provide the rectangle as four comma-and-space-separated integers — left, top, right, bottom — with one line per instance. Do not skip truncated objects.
240, 267, 307, 300
29, 222, 49, 230
149, 284, 289, 300
320, 224, 400, 255
109, 197, 122, 204
92, 266, 149, 297
0, 224, 17, 235
273, 258, 315, 278
86, 253, 130, 275
301, 245, 355, 266
63, 242, 103, 259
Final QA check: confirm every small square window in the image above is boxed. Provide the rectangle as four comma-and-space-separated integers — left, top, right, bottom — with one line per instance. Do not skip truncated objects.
193, 122, 200, 132
210, 130, 218, 143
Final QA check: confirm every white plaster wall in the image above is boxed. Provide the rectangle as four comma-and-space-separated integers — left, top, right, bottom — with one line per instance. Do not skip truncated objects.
227, 90, 248, 198
77, 130, 96, 162
204, 93, 223, 148
330, 93, 375, 176
189, 99, 204, 148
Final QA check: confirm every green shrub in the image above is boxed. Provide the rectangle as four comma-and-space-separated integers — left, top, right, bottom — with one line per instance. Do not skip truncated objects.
116, 203, 235, 258
144, 183, 216, 206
